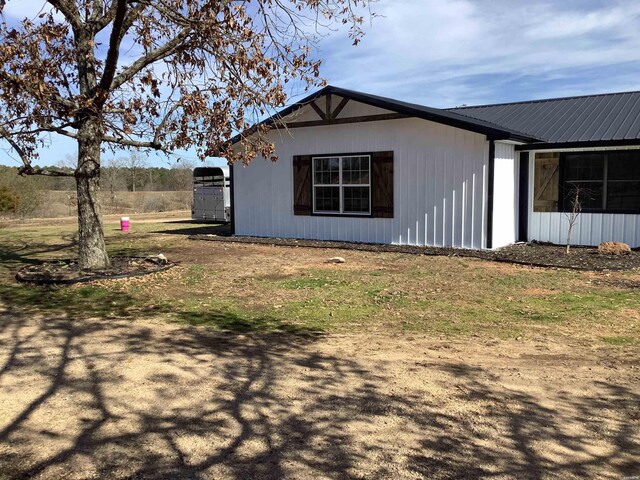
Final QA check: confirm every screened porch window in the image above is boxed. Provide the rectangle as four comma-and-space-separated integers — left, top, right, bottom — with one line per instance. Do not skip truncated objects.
561, 150, 640, 213
313, 155, 371, 214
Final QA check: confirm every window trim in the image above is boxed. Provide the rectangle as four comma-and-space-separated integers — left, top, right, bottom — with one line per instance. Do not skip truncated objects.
559, 149, 640, 214
312, 154, 372, 216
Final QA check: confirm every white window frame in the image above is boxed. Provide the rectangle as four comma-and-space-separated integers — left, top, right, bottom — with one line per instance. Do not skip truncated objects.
312, 155, 372, 215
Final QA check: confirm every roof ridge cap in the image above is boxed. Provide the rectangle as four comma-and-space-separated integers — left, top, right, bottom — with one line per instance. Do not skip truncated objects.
448, 90, 640, 110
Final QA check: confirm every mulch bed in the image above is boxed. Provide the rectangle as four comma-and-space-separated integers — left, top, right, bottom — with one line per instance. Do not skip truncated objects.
16, 256, 174, 285
189, 234, 640, 271
491, 242, 640, 271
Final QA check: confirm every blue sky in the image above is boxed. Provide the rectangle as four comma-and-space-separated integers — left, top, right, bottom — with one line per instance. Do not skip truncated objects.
2, 0, 640, 167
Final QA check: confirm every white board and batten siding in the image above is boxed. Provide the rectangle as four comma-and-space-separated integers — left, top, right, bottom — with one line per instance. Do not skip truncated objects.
233, 100, 497, 249
524, 148, 640, 248
492, 142, 519, 248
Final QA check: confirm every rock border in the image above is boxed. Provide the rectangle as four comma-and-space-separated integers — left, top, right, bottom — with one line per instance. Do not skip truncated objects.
15, 256, 175, 286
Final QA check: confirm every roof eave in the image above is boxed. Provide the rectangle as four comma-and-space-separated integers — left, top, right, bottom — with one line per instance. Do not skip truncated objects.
515, 138, 640, 151
325, 86, 540, 142
227, 86, 541, 148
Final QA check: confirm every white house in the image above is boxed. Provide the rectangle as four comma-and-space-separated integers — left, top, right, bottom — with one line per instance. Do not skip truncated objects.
229, 86, 640, 249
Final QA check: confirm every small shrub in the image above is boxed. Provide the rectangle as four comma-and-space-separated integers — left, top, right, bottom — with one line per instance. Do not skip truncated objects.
598, 242, 631, 256
0, 186, 20, 213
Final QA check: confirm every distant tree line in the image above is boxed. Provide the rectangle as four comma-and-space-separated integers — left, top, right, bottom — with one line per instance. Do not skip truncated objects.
0, 154, 197, 215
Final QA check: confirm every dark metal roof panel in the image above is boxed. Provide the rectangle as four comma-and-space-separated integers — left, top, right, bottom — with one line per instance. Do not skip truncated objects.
449, 91, 640, 144
587, 94, 624, 140
604, 93, 639, 139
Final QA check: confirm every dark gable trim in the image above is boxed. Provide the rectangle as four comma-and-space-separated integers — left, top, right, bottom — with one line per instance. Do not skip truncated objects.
286, 113, 408, 129
516, 138, 640, 151
486, 140, 496, 249
325, 87, 531, 141
226, 86, 539, 147
331, 97, 350, 119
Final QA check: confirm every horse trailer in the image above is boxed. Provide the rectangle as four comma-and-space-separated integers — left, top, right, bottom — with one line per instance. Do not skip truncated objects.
192, 166, 231, 222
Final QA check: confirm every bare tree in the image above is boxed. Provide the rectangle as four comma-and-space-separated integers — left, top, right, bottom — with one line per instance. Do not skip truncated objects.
56, 154, 77, 170
117, 151, 148, 192
169, 159, 197, 191
101, 157, 125, 208
564, 185, 584, 254
0, 0, 372, 269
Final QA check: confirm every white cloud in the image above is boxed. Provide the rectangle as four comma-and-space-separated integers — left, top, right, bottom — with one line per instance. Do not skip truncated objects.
3, 0, 640, 166
316, 0, 640, 106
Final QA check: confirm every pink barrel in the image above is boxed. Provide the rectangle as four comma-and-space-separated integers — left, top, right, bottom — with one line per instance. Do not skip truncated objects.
120, 216, 130, 231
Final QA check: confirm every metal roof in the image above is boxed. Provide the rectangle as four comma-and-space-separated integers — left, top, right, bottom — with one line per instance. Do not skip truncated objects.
449, 91, 640, 144
229, 85, 540, 145
320, 86, 539, 142
193, 166, 229, 177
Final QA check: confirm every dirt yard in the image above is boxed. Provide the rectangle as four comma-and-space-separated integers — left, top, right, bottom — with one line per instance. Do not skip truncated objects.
0, 313, 638, 480
0, 219, 638, 479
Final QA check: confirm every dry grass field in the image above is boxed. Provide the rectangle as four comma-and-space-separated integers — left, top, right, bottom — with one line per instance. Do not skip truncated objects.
2, 191, 192, 218
0, 216, 638, 479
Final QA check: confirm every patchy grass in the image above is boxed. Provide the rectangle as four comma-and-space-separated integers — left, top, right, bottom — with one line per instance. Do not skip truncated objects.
184, 264, 206, 286
602, 336, 638, 346
1, 217, 639, 343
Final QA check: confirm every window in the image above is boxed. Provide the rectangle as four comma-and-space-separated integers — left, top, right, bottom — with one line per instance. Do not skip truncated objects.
313, 155, 371, 214
561, 150, 640, 212
294, 151, 393, 218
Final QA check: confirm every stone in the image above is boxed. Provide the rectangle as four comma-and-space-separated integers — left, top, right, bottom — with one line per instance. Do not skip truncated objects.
327, 257, 346, 264
146, 253, 168, 265
597, 241, 631, 256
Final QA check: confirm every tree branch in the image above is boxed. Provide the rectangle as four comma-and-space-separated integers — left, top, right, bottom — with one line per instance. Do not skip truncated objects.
0, 72, 76, 110
89, 0, 105, 23
110, 29, 190, 91
54, 127, 163, 150
0, 126, 74, 177
153, 100, 182, 145
0, 126, 29, 165
47, 0, 82, 29
18, 165, 75, 177
95, 0, 128, 105
105, 135, 163, 149
94, 0, 119, 31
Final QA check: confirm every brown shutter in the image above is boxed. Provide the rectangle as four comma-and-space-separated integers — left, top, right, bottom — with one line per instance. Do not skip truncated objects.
533, 152, 560, 212
293, 155, 312, 215
371, 151, 394, 218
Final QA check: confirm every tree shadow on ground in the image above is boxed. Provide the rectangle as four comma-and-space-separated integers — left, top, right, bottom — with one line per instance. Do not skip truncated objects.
0, 287, 638, 479
0, 300, 377, 479
406, 362, 639, 480
0, 278, 317, 334
0, 231, 638, 478
0, 235, 78, 270
175, 310, 317, 334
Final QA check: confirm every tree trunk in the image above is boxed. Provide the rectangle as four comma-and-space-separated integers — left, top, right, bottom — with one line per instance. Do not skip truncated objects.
76, 117, 110, 270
